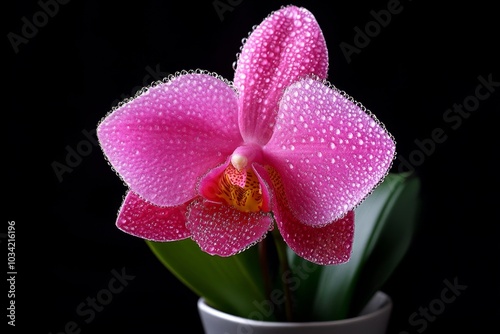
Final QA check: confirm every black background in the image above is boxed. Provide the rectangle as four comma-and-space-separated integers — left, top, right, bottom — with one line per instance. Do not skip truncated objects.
5, 0, 499, 333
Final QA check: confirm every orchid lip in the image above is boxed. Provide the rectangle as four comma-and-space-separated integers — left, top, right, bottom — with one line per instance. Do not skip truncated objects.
199, 144, 266, 213
219, 165, 264, 213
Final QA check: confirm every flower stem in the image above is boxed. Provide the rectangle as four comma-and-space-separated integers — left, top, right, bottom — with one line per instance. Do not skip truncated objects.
258, 237, 272, 306
272, 227, 294, 322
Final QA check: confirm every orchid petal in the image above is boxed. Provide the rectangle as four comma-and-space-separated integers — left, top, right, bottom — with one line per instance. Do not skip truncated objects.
277, 209, 354, 265
264, 78, 396, 226
234, 5, 329, 145
97, 73, 242, 207
116, 191, 191, 242
186, 199, 273, 257
253, 164, 353, 265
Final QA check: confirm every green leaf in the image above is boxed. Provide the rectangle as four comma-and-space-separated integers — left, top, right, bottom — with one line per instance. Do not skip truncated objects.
146, 238, 272, 319
349, 172, 421, 315
290, 172, 421, 321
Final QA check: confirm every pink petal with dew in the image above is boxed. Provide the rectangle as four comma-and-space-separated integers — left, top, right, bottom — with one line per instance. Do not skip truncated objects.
276, 209, 354, 265
186, 199, 273, 257
264, 78, 396, 226
253, 164, 354, 265
234, 5, 329, 145
97, 73, 242, 207
116, 191, 191, 242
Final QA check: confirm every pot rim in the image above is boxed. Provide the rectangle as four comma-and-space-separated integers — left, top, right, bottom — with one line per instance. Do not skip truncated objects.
198, 290, 392, 328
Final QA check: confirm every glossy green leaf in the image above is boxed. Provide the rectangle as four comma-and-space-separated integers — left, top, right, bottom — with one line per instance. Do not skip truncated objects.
349, 172, 421, 316
146, 238, 272, 319
290, 172, 421, 321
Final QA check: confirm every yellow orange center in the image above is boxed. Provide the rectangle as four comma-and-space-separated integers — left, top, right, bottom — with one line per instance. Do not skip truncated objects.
216, 164, 263, 213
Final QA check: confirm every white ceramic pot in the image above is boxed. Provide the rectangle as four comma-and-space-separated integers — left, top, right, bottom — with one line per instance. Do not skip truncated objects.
198, 290, 392, 334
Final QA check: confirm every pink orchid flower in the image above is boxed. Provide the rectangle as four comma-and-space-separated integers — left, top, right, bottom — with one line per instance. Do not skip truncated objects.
97, 5, 395, 265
